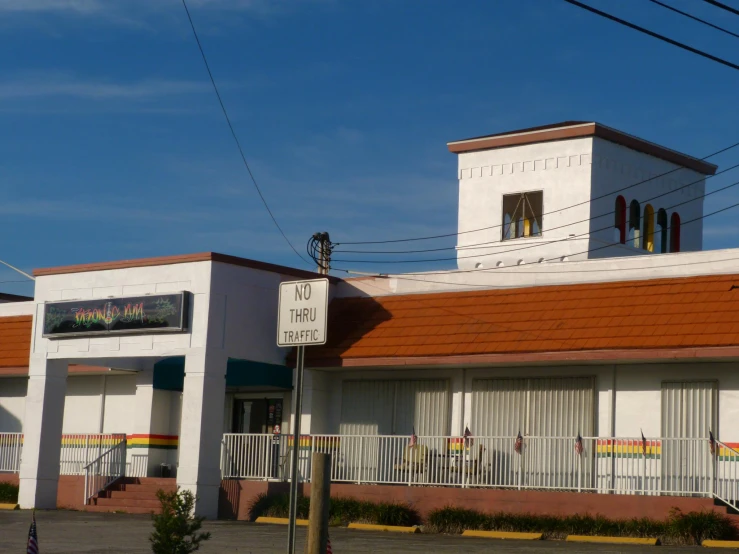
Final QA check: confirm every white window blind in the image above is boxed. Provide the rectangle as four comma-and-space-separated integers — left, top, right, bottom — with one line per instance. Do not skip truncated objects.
340, 379, 449, 436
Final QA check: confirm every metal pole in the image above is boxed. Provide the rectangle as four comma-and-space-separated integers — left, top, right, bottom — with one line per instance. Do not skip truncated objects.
287, 345, 305, 554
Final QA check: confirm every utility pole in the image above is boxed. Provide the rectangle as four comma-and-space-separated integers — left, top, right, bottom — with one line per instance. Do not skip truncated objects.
312, 232, 332, 275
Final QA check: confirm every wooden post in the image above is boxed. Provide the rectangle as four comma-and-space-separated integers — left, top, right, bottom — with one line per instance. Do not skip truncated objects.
306, 452, 331, 554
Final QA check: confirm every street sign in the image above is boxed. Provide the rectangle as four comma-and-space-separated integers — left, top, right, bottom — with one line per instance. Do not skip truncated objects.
277, 278, 329, 347
277, 277, 330, 554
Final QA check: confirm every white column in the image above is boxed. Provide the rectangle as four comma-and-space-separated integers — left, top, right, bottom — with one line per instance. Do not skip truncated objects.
132, 369, 172, 477
18, 357, 69, 509
176, 350, 227, 519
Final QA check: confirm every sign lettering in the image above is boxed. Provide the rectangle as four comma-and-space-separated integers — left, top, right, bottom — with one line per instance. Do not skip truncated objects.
43, 292, 188, 338
277, 278, 329, 347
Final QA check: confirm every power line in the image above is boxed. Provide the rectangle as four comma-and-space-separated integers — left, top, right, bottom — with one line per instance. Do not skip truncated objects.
180, 0, 310, 266
337, 139, 739, 246
333, 194, 739, 279
0, 259, 34, 281
648, 0, 739, 39
338, 251, 739, 289
336, 160, 739, 255
702, 0, 739, 17
563, 0, 739, 72
332, 174, 739, 264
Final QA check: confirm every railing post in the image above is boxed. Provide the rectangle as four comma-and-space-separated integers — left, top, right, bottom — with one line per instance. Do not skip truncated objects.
517, 445, 522, 491
577, 451, 582, 493
357, 436, 363, 485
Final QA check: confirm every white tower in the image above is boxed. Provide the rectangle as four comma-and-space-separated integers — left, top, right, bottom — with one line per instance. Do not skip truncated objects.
449, 122, 716, 270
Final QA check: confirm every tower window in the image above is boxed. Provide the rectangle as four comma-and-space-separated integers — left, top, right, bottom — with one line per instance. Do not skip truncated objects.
657, 208, 668, 253
629, 200, 641, 249
643, 204, 655, 252
502, 191, 543, 241
614, 195, 626, 244
670, 212, 681, 253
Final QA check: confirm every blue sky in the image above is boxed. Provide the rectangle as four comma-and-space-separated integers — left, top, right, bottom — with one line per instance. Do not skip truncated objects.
1, 0, 739, 295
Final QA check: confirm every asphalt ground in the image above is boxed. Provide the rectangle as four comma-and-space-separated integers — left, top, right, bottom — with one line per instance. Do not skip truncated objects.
0, 510, 717, 553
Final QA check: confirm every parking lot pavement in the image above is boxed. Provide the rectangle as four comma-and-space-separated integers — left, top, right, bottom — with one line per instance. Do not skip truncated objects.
0, 510, 712, 553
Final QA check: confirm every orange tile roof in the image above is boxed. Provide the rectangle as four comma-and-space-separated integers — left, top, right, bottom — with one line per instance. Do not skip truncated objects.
306, 274, 739, 366
0, 316, 32, 368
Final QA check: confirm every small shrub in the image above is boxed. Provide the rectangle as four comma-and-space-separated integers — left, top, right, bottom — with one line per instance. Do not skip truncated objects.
667, 508, 738, 545
248, 493, 418, 526
426, 505, 737, 545
150, 489, 211, 554
0, 482, 19, 504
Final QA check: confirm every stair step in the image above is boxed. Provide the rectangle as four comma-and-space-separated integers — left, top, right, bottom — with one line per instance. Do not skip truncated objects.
96, 498, 161, 508
123, 484, 177, 494
123, 477, 177, 486
85, 505, 159, 515
109, 490, 162, 500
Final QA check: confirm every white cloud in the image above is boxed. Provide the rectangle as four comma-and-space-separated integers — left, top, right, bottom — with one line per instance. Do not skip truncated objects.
0, 0, 309, 16
0, 0, 104, 13
0, 74, 209, 101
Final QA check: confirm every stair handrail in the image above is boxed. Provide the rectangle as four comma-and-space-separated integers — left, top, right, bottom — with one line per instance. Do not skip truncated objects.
83, 436, 127, 505
713, 439, 739, 513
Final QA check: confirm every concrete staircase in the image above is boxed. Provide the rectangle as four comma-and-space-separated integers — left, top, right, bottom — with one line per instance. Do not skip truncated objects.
86, 477, 176, 514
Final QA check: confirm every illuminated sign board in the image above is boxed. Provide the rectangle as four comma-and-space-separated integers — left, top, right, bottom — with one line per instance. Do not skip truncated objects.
43, 292, 188, 338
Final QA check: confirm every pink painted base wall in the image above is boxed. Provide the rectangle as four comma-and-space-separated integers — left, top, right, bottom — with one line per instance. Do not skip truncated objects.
0, 473, 19, 486
219, 479, 724, 522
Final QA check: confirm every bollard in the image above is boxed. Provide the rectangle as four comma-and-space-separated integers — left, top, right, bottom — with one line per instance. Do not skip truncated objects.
306, 452, 331, 554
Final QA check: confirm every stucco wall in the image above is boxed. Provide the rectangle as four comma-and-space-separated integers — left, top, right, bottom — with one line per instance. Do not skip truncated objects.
0, 377, 26, 432
454, 136, 707, 270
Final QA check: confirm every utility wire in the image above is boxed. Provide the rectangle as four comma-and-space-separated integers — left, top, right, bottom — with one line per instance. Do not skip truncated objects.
333, 197, 739, 281
180, 0, 310, 266
0, 259, 34, 281
703, 0, 739, 17
337, 139, 739, 246
333, 174, 739, 264
648, 0, 739, 39
335, 160, 739, 258
563, 0, 739, 72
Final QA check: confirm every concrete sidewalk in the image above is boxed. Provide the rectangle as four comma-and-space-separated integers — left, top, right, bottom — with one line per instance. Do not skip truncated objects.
0, 510, 711, 553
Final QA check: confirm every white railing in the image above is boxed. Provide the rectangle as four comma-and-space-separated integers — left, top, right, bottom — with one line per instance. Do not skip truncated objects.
60, 434, 127, 476
715, 440, 739, 511
127, 454, 149, 478
0, 433, 22, 473
83, 437, 127, 504
221, 433, 739, 509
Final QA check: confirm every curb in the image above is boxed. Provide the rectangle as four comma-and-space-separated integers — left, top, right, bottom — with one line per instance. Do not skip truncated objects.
703, 540, 739, 549
566, 535, 660, 546
255, 517, 309, 526
347, 523, 420, 533
462, 530, 542, 540
0, 503, 19, 511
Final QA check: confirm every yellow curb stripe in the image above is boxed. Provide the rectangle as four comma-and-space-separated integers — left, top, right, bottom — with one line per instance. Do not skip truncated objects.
703, 540, 739, 548
348, 523, 420, 533
0, 503, 19, 510
463, 530, 542, 540
566, 535, 659, 545
255, 517, 308, 526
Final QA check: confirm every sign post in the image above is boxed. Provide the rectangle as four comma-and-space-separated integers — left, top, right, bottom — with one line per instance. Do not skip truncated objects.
277, 278, 329, 554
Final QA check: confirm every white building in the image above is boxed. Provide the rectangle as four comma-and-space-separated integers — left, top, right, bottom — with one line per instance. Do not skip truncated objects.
2, 122, 739, 522
451, 122, 714, 269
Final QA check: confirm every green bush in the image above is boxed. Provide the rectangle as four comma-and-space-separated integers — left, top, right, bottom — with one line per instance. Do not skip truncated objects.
248, 493, 418, 526
667, 507, 737, 545
426, 506, 738, 545
150, 489, 211, 554
0, 482, 19, 503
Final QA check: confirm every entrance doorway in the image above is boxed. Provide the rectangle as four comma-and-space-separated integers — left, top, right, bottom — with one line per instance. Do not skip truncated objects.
232, 398, 283, 435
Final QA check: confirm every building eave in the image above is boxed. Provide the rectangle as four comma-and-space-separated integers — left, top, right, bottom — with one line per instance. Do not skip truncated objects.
306, 346, 739, 370
447, 122, 717, 175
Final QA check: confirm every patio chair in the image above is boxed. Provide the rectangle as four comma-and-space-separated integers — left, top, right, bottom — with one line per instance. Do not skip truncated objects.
394, 444, 429, 476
